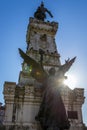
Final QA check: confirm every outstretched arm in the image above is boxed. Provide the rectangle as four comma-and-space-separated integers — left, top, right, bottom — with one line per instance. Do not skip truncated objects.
59, 57, 76, 74
46, 9, 53, 18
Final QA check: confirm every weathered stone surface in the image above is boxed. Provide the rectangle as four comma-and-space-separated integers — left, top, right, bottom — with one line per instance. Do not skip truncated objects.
3, 17, 85, 130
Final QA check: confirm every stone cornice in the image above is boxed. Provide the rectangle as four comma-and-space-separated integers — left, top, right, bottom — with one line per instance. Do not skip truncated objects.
29, 17, 58, 34
4, 81, 16, 85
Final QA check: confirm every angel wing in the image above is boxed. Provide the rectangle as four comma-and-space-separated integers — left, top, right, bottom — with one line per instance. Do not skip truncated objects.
59, 57, 76, 74
19, 48, 47, 82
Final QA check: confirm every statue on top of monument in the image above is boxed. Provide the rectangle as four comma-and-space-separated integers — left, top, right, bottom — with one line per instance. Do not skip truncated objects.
34, 2, 53, 21
19, 48, 76, 130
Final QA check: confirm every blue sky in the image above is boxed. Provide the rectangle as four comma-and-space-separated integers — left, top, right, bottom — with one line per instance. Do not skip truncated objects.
0, 0, 87, 126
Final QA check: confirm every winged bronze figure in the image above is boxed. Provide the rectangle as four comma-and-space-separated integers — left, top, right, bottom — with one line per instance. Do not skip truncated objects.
19, 48, 76, 130
19, 48, 76, 80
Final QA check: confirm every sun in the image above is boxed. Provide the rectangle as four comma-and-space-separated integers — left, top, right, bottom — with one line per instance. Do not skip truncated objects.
64, 74, 77, 89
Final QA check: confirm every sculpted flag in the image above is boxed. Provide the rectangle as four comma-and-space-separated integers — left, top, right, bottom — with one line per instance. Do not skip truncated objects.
19, 48, 47, 82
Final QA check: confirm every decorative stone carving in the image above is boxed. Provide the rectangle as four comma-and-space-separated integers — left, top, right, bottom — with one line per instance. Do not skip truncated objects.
4, 82, 16, 95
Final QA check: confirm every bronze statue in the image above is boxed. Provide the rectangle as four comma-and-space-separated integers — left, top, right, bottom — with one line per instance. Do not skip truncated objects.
19, 48, 76, 130
34, 2, 53, 21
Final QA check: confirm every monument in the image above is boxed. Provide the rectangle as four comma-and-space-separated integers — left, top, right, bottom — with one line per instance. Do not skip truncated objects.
3, 2, 85, 130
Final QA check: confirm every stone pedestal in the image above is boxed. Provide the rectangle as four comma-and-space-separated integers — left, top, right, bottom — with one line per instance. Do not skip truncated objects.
3, 81, 85, 130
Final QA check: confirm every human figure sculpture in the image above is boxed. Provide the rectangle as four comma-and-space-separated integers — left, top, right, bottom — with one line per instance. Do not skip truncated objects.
34, 2, 53, 21
35, 68, 70, 130
19, 48, 76, 130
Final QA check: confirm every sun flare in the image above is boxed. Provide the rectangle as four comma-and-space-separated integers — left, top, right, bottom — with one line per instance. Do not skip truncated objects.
64, 74, 77, 89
